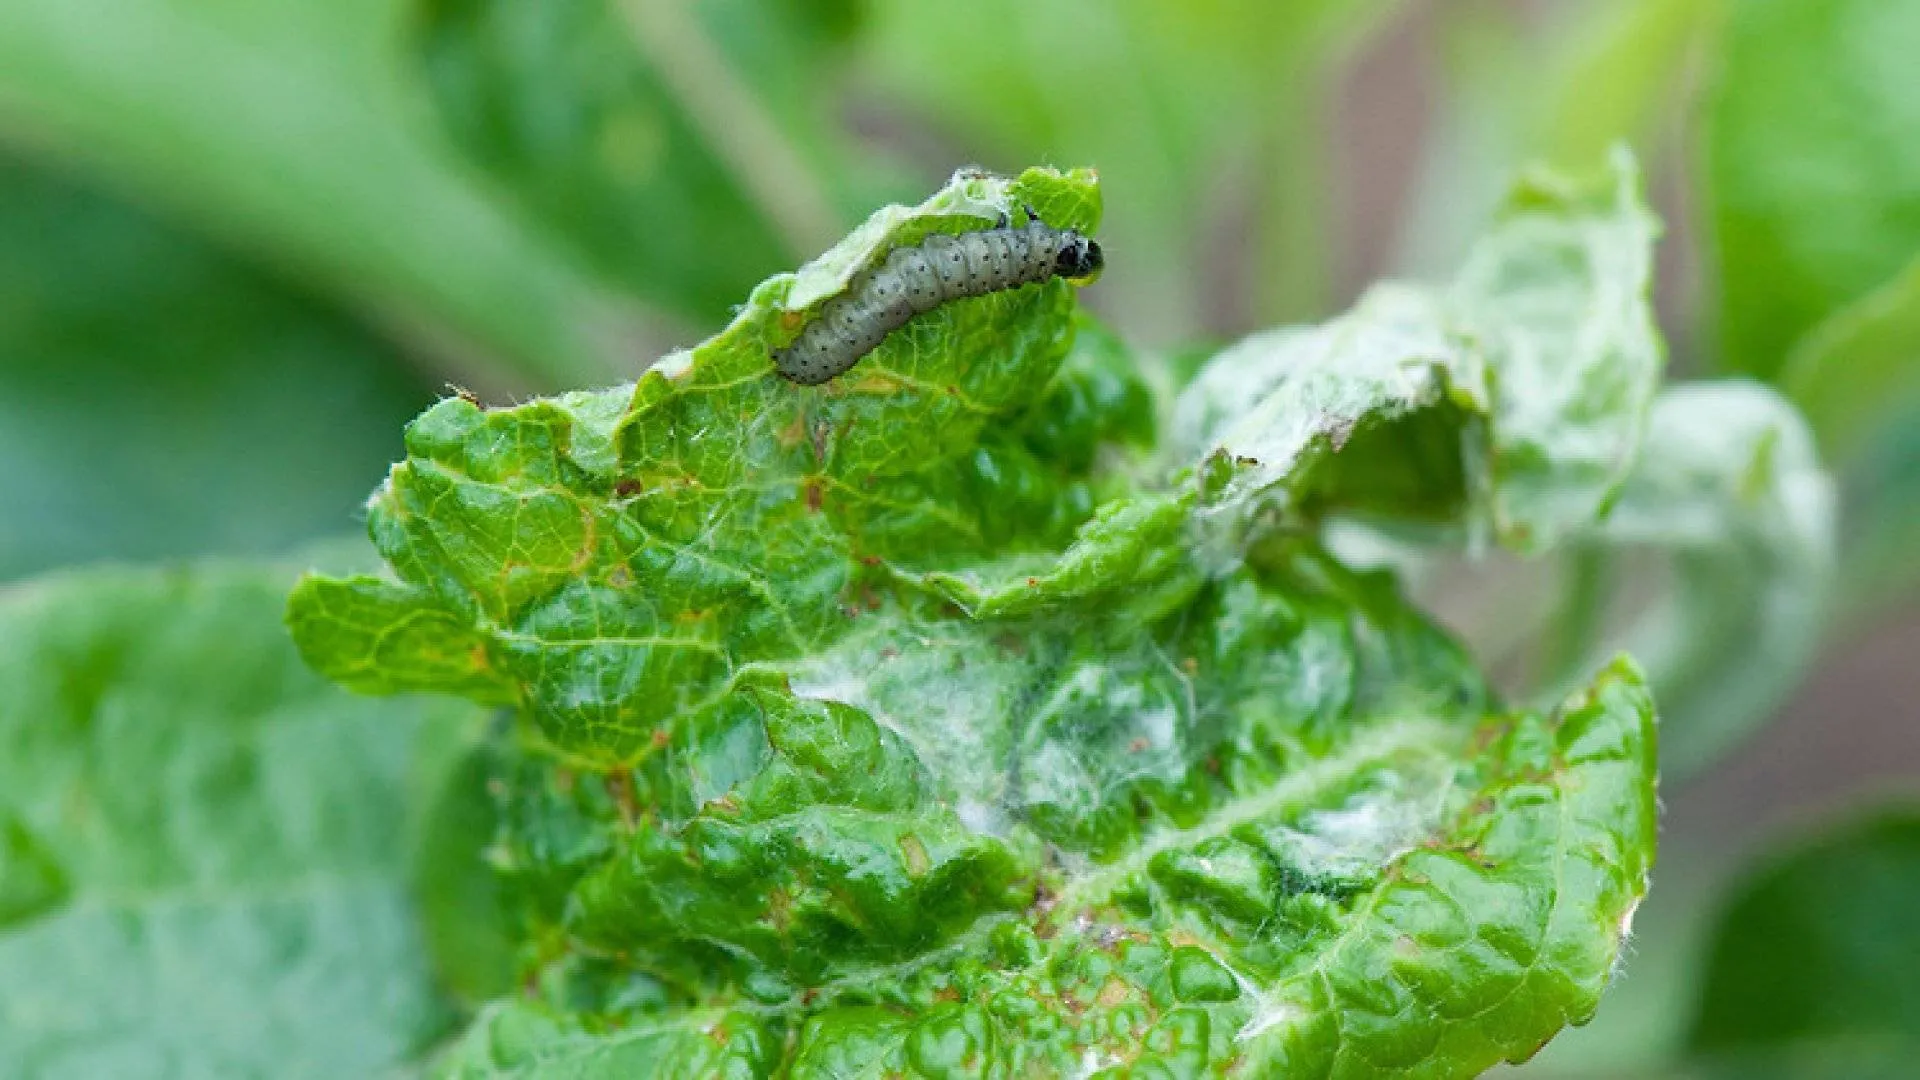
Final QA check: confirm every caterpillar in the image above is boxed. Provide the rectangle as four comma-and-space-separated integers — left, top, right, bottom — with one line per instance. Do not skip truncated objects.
773, 212, 1103, 386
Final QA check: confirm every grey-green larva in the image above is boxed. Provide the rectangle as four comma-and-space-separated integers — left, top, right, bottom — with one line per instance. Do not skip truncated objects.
773, 213, 1103, 386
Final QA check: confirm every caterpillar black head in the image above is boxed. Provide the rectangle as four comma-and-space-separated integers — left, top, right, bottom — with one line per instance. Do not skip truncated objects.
1056, 234, 1104, 280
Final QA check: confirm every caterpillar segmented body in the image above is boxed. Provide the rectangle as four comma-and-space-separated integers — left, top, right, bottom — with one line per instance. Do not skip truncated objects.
773, 217, 1103, 385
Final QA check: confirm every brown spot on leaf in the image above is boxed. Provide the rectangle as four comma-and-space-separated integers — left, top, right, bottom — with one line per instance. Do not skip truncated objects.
1029, 882, 1061, 938
1095, 977, 1134, 1007
569, 507, 599, 572
1471, 721, 1512, 754
850, 372, 901, 393
805, 480, 824, 513
604, 770, 639, 829
766, 888, 793, 932
777, 412, 808, 449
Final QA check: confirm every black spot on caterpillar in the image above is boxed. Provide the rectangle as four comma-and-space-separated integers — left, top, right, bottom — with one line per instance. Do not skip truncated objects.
773, 213, 1103, 386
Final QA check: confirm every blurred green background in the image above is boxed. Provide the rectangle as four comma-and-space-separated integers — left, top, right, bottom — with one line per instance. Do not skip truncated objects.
2, 0, 1917, 1072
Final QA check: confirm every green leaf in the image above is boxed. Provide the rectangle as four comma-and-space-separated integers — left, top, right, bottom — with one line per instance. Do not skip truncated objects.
1705, 0, 1920, 379
1687, 809, 1920, 1075
0, 0, 645, 388
289, 160, 1670, 1076
0, 153, 435, 581
429, 660, 1656, 1078
414, 740, 520, 1008
1179, 148, 1826, 775
435, 1001, 785, 1077
0, 562, 486, 1075
289, 165, 1107, 762
1175, 149, 1662, 554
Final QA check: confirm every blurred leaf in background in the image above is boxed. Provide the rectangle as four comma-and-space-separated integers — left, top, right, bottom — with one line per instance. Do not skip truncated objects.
1706, 0, 1920, 610
1685, 810, 1920, 1077
0, 562, 486, 1076
0, 0, 651, 391
1707, 0, 1920, 380
0, 156, 433, 580
1546, 384, 1834, 778
860, 0, 1404, 343
1397, 0, 1721, 285
417, 0, 912, 327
